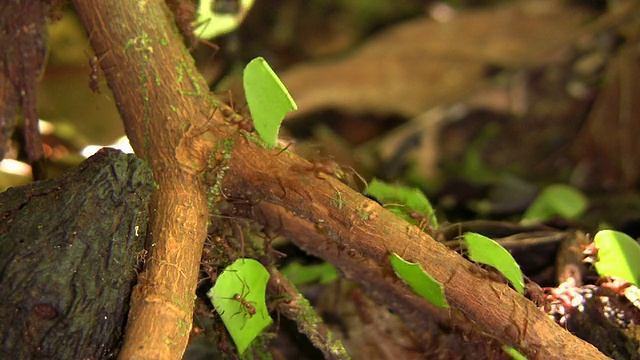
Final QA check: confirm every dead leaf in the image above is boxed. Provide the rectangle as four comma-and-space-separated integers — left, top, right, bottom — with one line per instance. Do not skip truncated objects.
282, 0, 595, 118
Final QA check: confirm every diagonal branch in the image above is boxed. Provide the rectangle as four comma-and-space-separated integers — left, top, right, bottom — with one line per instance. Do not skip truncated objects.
220, 138, 609, 359
71, 0, 608, 359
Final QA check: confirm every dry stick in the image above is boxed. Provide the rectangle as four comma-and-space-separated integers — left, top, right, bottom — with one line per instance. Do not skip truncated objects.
268, 269, 350, 360
72, 0, 222, 358
221, 139, 609, 360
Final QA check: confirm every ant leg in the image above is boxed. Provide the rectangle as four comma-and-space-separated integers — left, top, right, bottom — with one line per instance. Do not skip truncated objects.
206, 107, 218, 122
345, 165, 368, 189
227, 89, 235, 112
272, 141, 293, 156
233, 270, 252, 299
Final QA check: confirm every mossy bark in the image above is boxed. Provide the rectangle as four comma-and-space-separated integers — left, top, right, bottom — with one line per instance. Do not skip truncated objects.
0, 148, 153, 359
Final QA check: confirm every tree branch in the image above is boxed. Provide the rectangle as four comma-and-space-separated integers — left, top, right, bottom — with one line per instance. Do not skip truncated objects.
71, 0, 609, 359
72, 1, 220, 358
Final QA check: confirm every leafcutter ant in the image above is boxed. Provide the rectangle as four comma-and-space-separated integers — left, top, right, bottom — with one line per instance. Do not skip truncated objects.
598, 277, 640, 308
218, 91, 255, 133
166, 0, 220, 53
88, 55, 100, 93
226, 113, 255, 133
383, 203, 438, 238
582, 240, 598, 264
291, 159, 368, 190
85, 50, 109, 94
503, 298, 532, 349
231, 292, 256, 317
291, 159, 344, 179
256, 211, 287, 264
223, 271, 258, 329
134, 249, 149, 275
524, 279, 546, 307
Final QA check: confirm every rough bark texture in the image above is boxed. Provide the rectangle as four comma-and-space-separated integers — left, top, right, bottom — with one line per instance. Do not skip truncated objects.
218, 138, 610, 360
71, 1, 218, 358
0, 148, 152, 359
67, 0, 611, 359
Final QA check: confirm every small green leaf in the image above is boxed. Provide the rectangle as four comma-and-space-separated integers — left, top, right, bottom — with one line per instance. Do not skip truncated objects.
463, 232, 524, 294
365, 178, 437, 229
522, 184, 587, 223
207, 259, 272, 355
389, 253, 448, 309
503, 346, 528, 360
193, 0, 255, 39
243, 57, 297, 148
593, 230, 640, 286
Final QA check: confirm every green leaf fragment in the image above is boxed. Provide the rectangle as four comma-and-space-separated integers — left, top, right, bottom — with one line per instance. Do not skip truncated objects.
207, 259, 272, 355
593, 230, 640, 286
389, 253, 448, 309
243, 57, 297, 148
193, 0, 256, 39
503, 346, 528, 360
365, 178, 437, 229
522, 184, 587, 223
463, 232, 524, 294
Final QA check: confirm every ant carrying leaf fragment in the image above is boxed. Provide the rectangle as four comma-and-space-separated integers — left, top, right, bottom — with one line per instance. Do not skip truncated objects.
365, 178, 438, 232
243, 57, 297, 148
84, 49, 111, 95
463, 232, 525, 295
584, 229, 640, 287
166, 0, 221, 52
207, 258, 272, 355
389, 253, 449, 309
193, 0, 256, 39
88, 53, 100, 94
290, 159, 368, 191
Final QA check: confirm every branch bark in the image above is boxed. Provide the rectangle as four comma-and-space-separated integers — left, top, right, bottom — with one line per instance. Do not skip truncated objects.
220, 141, 609, 359
72, 1, 220, 358
71, 0, 609, 359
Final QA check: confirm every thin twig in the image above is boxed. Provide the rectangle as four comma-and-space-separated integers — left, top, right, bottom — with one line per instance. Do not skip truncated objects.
268, 268, 351, 360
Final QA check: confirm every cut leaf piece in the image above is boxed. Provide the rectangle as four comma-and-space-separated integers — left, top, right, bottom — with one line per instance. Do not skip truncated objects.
463, 232, 524, 294
522, 184, 587, 223
207, 259, 272, 355
193, 0, 255, 39
503, 346, 527, 360
389, 253, 448, 309
592, 230, 640, 286
244, 57, 298, 148
365, 178, 437, 230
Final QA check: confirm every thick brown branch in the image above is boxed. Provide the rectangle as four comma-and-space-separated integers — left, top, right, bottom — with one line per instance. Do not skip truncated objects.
72, 0, 221, 358
221, 136, 609, 360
